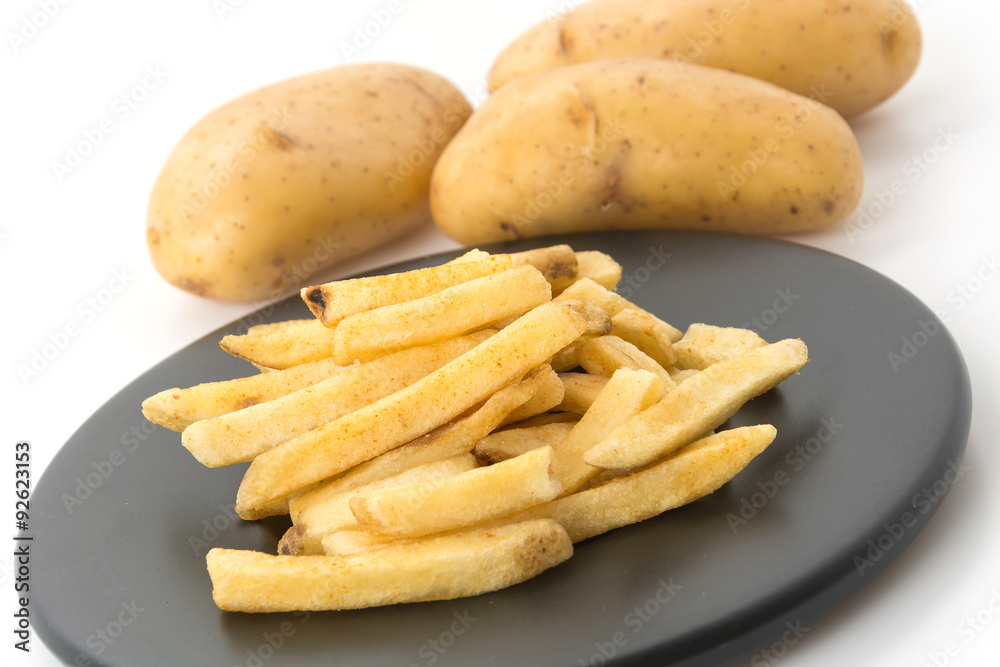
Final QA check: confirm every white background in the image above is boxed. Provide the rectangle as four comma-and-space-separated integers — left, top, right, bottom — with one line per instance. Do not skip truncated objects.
2, 0, 998, 665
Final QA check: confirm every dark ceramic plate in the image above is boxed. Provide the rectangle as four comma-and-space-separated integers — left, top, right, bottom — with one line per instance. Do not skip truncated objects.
31, 231, 971, 666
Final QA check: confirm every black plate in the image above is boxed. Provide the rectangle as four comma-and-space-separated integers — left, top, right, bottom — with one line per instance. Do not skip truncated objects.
31, 231, 971, 666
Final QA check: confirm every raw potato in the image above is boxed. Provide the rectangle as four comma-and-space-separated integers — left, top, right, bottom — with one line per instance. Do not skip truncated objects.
432, 60, 864, 244
488, 0, 922, 118
148, 63, 472, 302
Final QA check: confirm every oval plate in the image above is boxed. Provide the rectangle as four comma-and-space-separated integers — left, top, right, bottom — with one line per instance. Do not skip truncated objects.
31, 231, 971, 666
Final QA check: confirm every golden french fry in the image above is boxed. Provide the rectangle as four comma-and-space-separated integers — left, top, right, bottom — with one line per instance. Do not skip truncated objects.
674, 323, 768, 370
281, 454, 478, 555
333, 265, 551, 364
585, 339, 808, 470
245, 319, 313, 336
499, 367, 564, 426
550, 342, 582, 372
556, 372, 610, 414
511, 424, 777, 542
556, 278, 682, 341
577, 335, 674, 388
473, 421, 577, 464
183, 332, 491, 468
669, 368, 700, 384
207, 519, 572, 612
510, 244, 578, 292
351, 446, 561, 538
287, 365, 555, 522
499, 412, 580, 430
219, 320, 339, 370
611, 309, 678, 368
321, 529, 397, 556
302, 255, 514, 327
518, 426, 777, 542
236, 300, 589, 511
561, 300, 613, 338
574, 251, 622, 290
550, 369, 664, 494
447, 248, 491, 263
142, 357, 346, 432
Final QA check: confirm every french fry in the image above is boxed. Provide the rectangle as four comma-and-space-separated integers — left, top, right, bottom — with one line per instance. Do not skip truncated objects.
611, 308, 678, 368
574, 251, 622, 290
333, 265, 551, 364
280, 454, 478, 555
447, 248, 491, 263
245, 319, 314, 336
287, 367, 556, 522
550, 342, 582, 372
208, 519, 573, 612
350, 446, 561, 538
302, 255, 513, 327
669, 368, 700, 384
236, 300, 590, 511
556, 372, 610, 415
577, 335, 674, 388
473, 421, 577, 464
550, 369, 664, 494
499, 411, 580, 430
321, 529, 397, 556
141, 357, 346, 432
219, 320, 339, 370
557, 278, 682, 341
509, 244, 578, 292
182, 332, 492, 468
518, 425, 777, 542
674, 323, 768, 370
498, 367, 564, 426
584, 339, 808, 470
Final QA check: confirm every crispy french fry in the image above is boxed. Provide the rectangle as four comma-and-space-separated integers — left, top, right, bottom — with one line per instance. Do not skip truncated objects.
447, 249, 491, 263
611, 309, 678, 368
510, 245, 578, 292
321, 529, 397, 556
219, 320, 339, 370
669, 368, 700, 384
141, 357, 346, 432
183, 332, 492, 468
236, 301, 589, 511
499, 367, 564, 426
518, 426, 777, 542
245, 319, 314, 336
500, 411, 580, 430
351, 446, 561, 538
302, 256, 514, 327
556, 372, 610, 415
207, 519, 572, 612
333, 266, 551, 364
287, 366, 556, 522
577, 335, 674, 388
550, 369, 664, 494
674, 323, 767, 370
473, 421, 577, 464
556, 278, 682, 341
550, 341, 582, 372
574, 251, 622, 290
281, 454, 478, 555
585, 339, 808, 470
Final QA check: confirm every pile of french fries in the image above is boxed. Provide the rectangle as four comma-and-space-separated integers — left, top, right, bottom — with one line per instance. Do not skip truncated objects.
142, 245, 808, 613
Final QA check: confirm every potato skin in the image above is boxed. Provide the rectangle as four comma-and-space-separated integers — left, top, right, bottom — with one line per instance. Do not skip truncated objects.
147, 64, 471, 302
432, 59, 864, 245
489, 0, 921, 118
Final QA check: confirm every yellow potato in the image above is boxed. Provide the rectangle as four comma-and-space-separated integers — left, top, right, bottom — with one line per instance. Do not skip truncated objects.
148, 63, 472, 302
489, 0, 921, 118
432, 59, 863, 244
